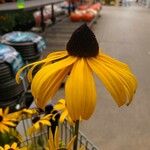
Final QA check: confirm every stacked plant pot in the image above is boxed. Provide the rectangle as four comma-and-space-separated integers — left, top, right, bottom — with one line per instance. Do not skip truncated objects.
0, 44, 25, 111
1, 32, 46, 63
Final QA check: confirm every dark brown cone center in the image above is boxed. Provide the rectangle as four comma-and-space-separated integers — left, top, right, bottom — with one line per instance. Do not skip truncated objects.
66, 24, 99, 57
0, 115, 3, 122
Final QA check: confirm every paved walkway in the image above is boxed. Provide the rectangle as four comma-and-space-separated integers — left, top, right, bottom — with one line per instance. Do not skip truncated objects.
51, 6, 150, 150
79, 6, 150, 150
43, 5, 150, 150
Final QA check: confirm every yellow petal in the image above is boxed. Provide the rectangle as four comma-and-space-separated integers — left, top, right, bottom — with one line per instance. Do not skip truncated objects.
99, 53, 130, 70
54, 99, 65, 111
16, 60, 45, 84
0, 124, 9, 133
11, 142, 17, 149
49, 129, 55, 150
3, 121, 16, 127
42, 114, 52, 120
31, 57, 76, 109
46, 50, 67, 58
88, 56, 137, 106
16, 51, 67, 84
67, 136, 76, 150
4, 107, 9, 115
54, 127, 59, 149
34, 122, 40, 130
0, 147, 4, 150
4, 145, 10, 149
65, 58, 96, 121
102, 60, 137, 104
59, 110, 68, 123
79, 146, 86, 150
27, 51, 68, 82
40, 120, 51, 126
0, 109, 3, 116
99, 54, 137, 104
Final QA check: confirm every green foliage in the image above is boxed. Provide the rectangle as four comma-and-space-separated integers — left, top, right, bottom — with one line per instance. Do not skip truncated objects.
0, 10, 35, 34
0, 13, 16, 34
0, 129, 21, 146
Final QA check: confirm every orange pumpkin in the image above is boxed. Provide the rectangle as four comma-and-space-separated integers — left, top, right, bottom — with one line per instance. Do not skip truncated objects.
78, 5, 88, 10
70, 12, 82, 22
82, 12, 94, 22
90, 3, 102, 11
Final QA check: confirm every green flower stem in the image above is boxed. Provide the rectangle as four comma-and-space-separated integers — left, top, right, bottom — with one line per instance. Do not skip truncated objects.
73, 120, 80, 150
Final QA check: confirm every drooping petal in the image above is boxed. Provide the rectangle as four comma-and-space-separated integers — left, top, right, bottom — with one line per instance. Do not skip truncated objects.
46, 50, 67, 58
79, 146, 86, 150
54, 127, 59, 149
99, 53, 130, 71
88, 55, 137, 106
16, 51, 68, 83
27, 51, 68, 82
99, 54, 137, 105
31, 57, 76, 109
54, 99, 65, 111
101, 54, 137, 104
59, 110, 68, 123
34, 67, 70, 108
67, 136, 76, 150
65, 58, 96, 121
49, 129, 55, 150
40, 120, 51, 126
16, 59, 47, 84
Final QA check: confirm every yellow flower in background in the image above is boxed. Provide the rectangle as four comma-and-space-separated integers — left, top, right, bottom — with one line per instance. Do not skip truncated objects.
47, 127, 82, 150
21, 108, 38, 119
0, 142, 19, 150
16, 24, 137, 121
28, 114, 52, 135
0, 108, 19, 133
21, 108, 37, 115
54, 99, 73, 124
0, 142, 27, 150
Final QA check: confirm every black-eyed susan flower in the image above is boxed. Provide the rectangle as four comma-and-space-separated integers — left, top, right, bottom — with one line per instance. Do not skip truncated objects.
0, 142, 27, 150
54, 99, 73, 124
20, 108, 38, 119
46, 127, 84, 150
16, 24, 137, 122
28, 114, 52, 135
0, 108, 19, 133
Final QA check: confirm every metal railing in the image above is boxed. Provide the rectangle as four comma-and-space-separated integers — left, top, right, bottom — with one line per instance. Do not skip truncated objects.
19, 115, 99, 150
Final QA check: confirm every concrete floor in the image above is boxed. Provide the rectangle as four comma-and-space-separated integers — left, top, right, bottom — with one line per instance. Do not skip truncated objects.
44, 5, 150, 150
78, 6, 150, 150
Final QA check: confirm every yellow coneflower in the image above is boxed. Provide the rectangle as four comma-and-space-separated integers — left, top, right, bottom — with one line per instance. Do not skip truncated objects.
20, 108, 38, 119
0, 108, 19, 133
54, 99, 73, 124
46, 127, 84, 150
28, 114, 52, 135
21, 108, 37, 115
0, 142, 27, 150
16, 24, 137, 121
